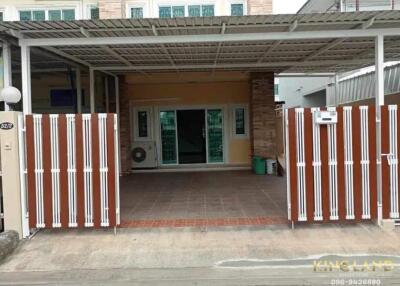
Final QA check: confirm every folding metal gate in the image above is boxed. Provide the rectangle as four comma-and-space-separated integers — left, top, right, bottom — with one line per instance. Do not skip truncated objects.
21, 113, 120, 229
286, 105, 399, 223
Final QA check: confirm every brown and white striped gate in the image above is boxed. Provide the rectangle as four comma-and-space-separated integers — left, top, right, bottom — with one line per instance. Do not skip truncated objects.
286, 105, 400, 223
22, 113, 120, 229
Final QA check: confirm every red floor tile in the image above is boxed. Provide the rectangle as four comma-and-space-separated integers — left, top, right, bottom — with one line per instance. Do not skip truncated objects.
120, 216, 288, 228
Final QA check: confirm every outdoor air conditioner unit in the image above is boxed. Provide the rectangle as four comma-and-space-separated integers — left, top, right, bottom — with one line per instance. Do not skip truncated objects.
131, 141, 157, 169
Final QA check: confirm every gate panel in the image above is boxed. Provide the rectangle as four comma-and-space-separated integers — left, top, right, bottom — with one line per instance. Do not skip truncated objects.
304, 109, 314, 221
91, 114, 101, 228
336, 107, 346, 221
311, 108, 323, 221
106, 114, 116, 227
42, 115, 53, 227
75, 114, 85, 227
368, 107, 377, 219
388, 105, 399, 218
320, 110, 330, 221
286, 105, 391, 223
58, 115, 69, 227
352, 107, 362, 221
295, 109, 307, 221
25, 113, 120, 230
26, 115, 36, 228
50, 115, 61, 227
343, 107, 355, 219
327, 107, 339, 220
381, 106, 390, 219
288, 109, 298, 222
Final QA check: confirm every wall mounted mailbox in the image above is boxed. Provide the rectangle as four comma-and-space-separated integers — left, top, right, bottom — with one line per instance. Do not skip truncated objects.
314, 110, 338, 124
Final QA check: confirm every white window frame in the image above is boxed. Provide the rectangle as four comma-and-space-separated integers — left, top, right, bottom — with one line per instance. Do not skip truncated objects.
227, 0, 247, 16
85, 3, 99, 20
126, 1, 149, 18
186, 2, 216, 17
156, 1, 188, 18
133, 106, 153, 142
231, 104, 249, 138
155, 1, 217, 18
17, 6, 78, 21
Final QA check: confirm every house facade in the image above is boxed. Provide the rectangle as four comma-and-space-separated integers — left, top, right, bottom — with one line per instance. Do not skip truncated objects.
0, 0, 275, 174
1, 9, 400, 237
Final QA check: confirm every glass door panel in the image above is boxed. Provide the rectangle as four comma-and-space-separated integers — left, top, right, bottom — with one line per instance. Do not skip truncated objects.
160, 111, 177, 164
207, 109, 224, 163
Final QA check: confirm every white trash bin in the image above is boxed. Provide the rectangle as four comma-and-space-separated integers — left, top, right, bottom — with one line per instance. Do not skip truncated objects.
266, 159, 277, 175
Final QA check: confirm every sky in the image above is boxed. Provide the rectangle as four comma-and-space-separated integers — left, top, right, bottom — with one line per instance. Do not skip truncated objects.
273, 0, 308, 14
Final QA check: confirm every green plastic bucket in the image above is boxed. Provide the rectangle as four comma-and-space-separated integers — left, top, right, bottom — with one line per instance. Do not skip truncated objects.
252, 156, 266, 175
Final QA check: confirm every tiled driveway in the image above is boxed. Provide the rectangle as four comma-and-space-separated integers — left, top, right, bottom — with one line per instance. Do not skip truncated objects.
120, 171, 288, 227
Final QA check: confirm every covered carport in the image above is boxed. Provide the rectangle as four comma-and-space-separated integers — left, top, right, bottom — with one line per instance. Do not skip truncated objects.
1, 11, 400, 227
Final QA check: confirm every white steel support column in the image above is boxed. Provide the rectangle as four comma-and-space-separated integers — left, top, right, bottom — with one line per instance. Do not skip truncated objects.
76, 68, 82, 114
114, 75, 121, 171
105, 76, 109, 113
90, 68, 95, 113
21, 45, 32, 114
375, 34, 384, 225
334, 74, 339, 107
3, 42, 12, 111
114, 76, 120, 120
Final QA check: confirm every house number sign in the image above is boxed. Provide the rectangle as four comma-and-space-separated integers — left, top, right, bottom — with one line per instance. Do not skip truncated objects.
0, 122, 14, 130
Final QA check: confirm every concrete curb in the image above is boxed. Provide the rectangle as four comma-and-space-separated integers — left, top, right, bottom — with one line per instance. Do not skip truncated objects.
0, 231, 19, 263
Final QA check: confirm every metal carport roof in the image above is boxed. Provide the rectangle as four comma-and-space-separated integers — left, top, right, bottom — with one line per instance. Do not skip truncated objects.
2, 10, 400, 74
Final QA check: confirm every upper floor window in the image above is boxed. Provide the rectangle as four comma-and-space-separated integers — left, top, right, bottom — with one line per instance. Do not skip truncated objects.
188, 5, 214, 17
130, 7, 144, 19
0, 11, 3, 22
50, 9, 75, 21
20, 10, 45, 21
231, 3, 244, 16
19, 8, 76, 21
159, 6, 185, 18
89, 5, 99, 19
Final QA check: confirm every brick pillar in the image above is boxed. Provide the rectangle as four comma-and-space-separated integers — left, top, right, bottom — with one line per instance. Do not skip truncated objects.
247, 0, 273, 15
119, 76, 131, 174
250, 72, 276, 158
99, 0, 124, 19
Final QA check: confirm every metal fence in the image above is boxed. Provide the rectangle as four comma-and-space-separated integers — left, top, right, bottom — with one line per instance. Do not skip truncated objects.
327, 64, 400, 106
286, 105, 400, 223
23, 113, 120, 229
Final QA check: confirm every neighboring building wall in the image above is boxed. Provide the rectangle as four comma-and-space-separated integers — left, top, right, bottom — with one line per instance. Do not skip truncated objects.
250, 72, 276, 159
99, 0, 123, 19
327, 64, 400, 106
119, 71, 252, 173
278, 77, 329, 108
247, 0, 272, 15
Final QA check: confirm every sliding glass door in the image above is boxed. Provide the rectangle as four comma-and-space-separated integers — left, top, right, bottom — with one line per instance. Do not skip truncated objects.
160, 110, 177, 164
207, 109, 224, 163
159, 108, 224, 165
